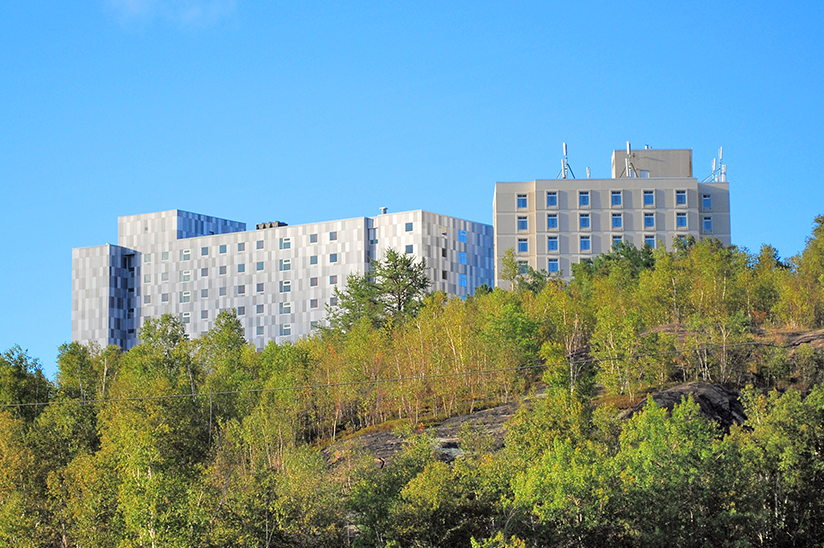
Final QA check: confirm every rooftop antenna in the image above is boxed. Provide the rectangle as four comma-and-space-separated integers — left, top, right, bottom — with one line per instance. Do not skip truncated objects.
586, 167, 591, 179
624, 141, 637, 178
702, 147, 727, 182
557, 142, 576, 179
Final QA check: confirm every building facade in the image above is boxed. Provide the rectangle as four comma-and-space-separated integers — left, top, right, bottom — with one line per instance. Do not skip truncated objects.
73, 209, 494, 351
493, 148, 731, 285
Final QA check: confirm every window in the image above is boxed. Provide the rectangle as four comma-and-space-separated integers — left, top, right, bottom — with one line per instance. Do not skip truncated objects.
644, 235, 656, 248
702, 194, 712, 210
161, 272, 169, 282
180, 270, 191, 282
459, 230, 467, 243
310, 255, 318, 265
201, 247, 209, 256
330, 297, 338, 306
579, 191, 590, 207
279, 259, 291, 271
612, 235, 623, 248
279, 237, 291, 250
547, 191, 558, 207
219, 266, 227, 275
310, 233, 318, 243
548, 258, 559, 273
547, 213, 558, 229
310, 299, 319, 309
256, 261, 264, 271
162, 293, 170, 302
237, 264, 245, 273
144, 253, 152, 263
640, 170, 650, 178
405, 245, 413, 254
442, 270, 447, 280
459, 274, 467, 287
405, 222, 413, 231
579, 213, 590, 229
162, 251, 169, 261
517, 216, 528, 230
311, 321, 320, 329
219, 245, 227, 254
238, 242, 245, 252
256, 283, 264, 292
644, 213, 655, 228
676, 190, 687, 205
237, 306, 245, 315
201, 289, 208, 298
330, 275, 338, 285
611, 191, 622, 206
703, 216, 713, 232
256, 240, 263, 250
518, 261, 528, 274
143, 274, 151, 283
518, 239, 528, 253
677, 212, 687, 228
237, 285, 246, 295
580, 235, 591, 251
256, 326, 264, 336
144, 295, 151, 304
180, 312, 190, 324
201, 268, 208, 277
329, 231, 337, 241
459, 251, 467, 265
219, 287, 227, 296
310, 277, 318, 287
280, 324, 292, 336
330, 253, 338, 263
253, 304, 262, 314
612, 213, 622, 228
180, 249, 191, 261
280, 280, 291, 293
547, 236, 558, 251
201, 310, 208, 319
517, 194, 527, 208
644, 190, 654, 206
442, 248, 447, 258
279, 302, 291, 314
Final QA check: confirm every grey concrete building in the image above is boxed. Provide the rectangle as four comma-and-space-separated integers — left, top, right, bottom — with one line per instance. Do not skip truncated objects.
493, 147, 731, 286
73, 209, 494, 351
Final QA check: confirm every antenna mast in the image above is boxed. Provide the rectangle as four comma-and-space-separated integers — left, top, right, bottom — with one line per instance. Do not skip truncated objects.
702, 147, 727, 182
557, 142, 576, 179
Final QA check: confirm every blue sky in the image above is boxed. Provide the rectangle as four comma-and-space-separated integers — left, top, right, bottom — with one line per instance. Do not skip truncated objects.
2, 1, 823, 377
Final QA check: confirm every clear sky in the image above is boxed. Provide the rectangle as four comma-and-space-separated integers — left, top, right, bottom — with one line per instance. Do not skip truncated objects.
2, 1, 823, 377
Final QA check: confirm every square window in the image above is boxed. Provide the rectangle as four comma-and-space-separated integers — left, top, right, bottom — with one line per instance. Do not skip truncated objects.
238, 242, 245, 252
144, 295, 151, 304
280, 280, 291, 293
547, 191, 558, 207
517, 216, 528, 230
612, 213, 622, 228
180, 249, 191, 261
161, 272, 169, 282
442, 248, 447, 258
405, 245, 413, 254
676, 190, 687, 205
310, 255, 319, 265
279, 237, 291, 250
703, 216, 713, 232
237, 306, 245, 315
547, 214, 558, 229
459, 274, 467, 287
180, 270, 191, 282
201, 289, 208, 298
201, 247, 209, 256
548, 258, 559, 273
237, 264, 245, 273
579, 213, 590, 229
144, 253, 152, 263
280, 324, 292, 336
201, 310, 208, 319
162, 251, 169, 261
442, 270, 447, 280
518, 261, 528, 274
644, 235, 656, 248
547, 236, 558, 251
279, 259, 291, 271
219, 244, 227, 254
518, 239, 528, 253
310, 299, 319, 309
256, 304, 264, 314
580, 235, 591, 251
256, 325, 264, 336
201, 268, 208, 277
644, 213, 655, 228
219, 266, 227, 275
330, 275, 338, 285
180, 312, 190, 324
310, 277, 318, 287
161, 293, 169, 302
329, 231, 337, 241
640, 170, 650, 178
143, 274, 151, 283
405, 222, 413, 231
329, 297, 337, 306
676, 212, 687, 228
256, 261, 264, 271
256, 283, 264, 292
256, 240, 263, 250
612, 235, 623, 248
459, 230, 467, 243
310, 233, 318, 243
702, 194, 712, 210
611, 191, 622, 206
237, 285, 246, 295
330, 253, 338, 263
517, 194, 527, 208
279, 302, 291, 314
459, 251, 467, 264
643, 190, 654, 206
219, 287, 226, 296
579, 191, 590, 207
